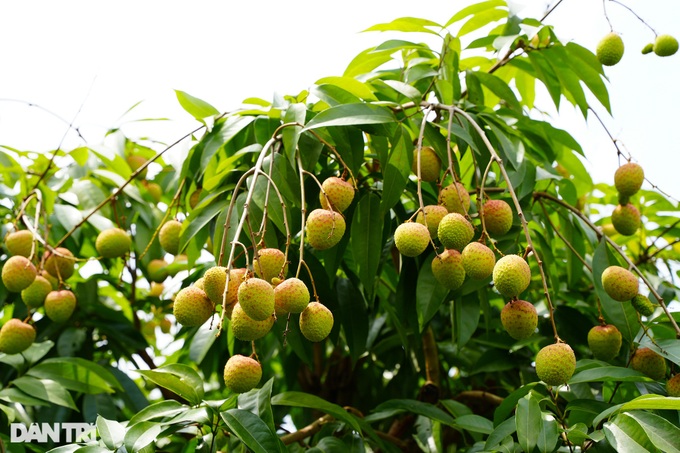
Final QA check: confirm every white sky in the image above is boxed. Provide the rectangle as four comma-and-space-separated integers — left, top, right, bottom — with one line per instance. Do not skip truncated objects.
0, 0, 679, 198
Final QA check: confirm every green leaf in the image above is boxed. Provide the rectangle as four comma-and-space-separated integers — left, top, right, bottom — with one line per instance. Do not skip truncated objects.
351, 193, 383, 300
459, 8, 507, 37
538, 413, 559, 453
623, 411, 680, 453
221, 409, 285, 453
569, 366, 652, 384
272, 392, 362, 433
417, 253, 450, 332
380, 124, 412, 214
11, 376, 77, 410
455, 414, 494, 434
129, 400, 188, 424
564, 43, 611, 113
621, 395, 680, 411
175, 90, 219, 122
445, 0, 506, 26
373, 399, 456, 426
337, 277, 369, 364
123, 421, 162, 453
363, 17, 441, 35
303, 103, 396, 131
238, 378, 276, 433
515, 393, 541, 453
138, 364, 204, 406
471, 71, 521, 111
453, 294, 481, 350
316, 77, 378, 101
282, 103, 307, 167
605, 414, 655, 452
27, 357, 121, 394
96, 416, 125, 450
344, 47, 394, 78
485, 417, 516, 450
0, 387, 51, 407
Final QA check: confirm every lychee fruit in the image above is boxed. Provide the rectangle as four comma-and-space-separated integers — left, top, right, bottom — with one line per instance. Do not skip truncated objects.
126, 155, 148, 179
299, 302, 334, 342
274, 278, 310, 314
394, 222, 430, 257
461, 242, 495, 280
439, 182, 470, 214
667, 374, 680, 397
601, 266, 638, 302
614, 163, 644, 197
237, 278, 275, 321
501, 300, 537, 340
204, 266, 246, 308
641, 43, 654, 55
5, 230, 33, 257
44, 290, 77, 323
492, 255, 531, 298
230, 303, 274, 341
149, 282, 164, 298
437, 213, 474, 251
21, 275, 53, 309
654, 34, 678, 57
147, 259, 169, 283
482, 200, 513, 236
193, 277, 205, 290
631, 294, 656, 317
611, 203, 640, 236
172, 286, 213, 327
630, 347, 666, 380
0, 319, 36, 354
159, 220, 182, 255
319, 177, 355, 212
95, 228, 132, 258
144, 181, 162, 203
44, 247, 75, 280
253, 248, 287, 283
587, 324, 622, 361
416, 205, 448, 239
2, 255, 37, 292
431, 249, 465, 291
223, 354, 262, 394
535, 343, 576, 386
305, 209, 346, 250
412, 146, 441, 182
41, 270, 59, 290
596, 32, 624, 66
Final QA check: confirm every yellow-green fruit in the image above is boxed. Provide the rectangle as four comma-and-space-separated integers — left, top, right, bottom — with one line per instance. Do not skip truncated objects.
630, 347, 666, 380
189, 188, 202, 209
667, 374, 680, 397
438, 213, 474, 251
416, 205, 448, 239
439, 182, 470, 214
44, 247, 75, 280
587, 324, 622, 361
144, 182, 162, 203
461, 242, 495, 280
21, 276, 53, 309
601, 266, 638, 302
41, 270, 59, 290
641, 43, 654, 55
300, 302, 334, 342
147, 259, 169, 283
482, 200, 513, 236
44, 290, 77, 323
237, 278, 275, 321
0, 319, 36, 354
535, 343, 576, 386
654, 34, 678, 57
159, 317, 172, 334
596, 32, 624, 66
601, 224, 617, 237
492, 255, 531, 298
319, 177, 355, 212
631, 294, 655, 317
159, 220, 182, 255
230, 303, 274, 341
305, 209, 346, 250
394, 222, 430, 257
173, 286, 213, 327
149, 282, 164, 298
95, 228, 132, 258
2, 255, 37, 292
412, 146, 441, 182
431, 249, 465, 291
223, 355, 262, 394
617, 193, 630, 206
611, 203, 640, 236
5, 230, 33, 257
127, 155, 148, 179
253, 248, 287, 283
501, 300, 537, 340
193, 277, 205, 290
614, 162, 644, 196
203, 266, 227, 305
274, 278, 310, 314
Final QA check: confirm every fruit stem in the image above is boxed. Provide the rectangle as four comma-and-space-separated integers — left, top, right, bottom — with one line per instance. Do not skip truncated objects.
538, 200, 592, 272
296, 153, 309, 279
608, 0, 658, 35
414, 106, 441, 255
138, 179, 186, 261
303, 128, 357, 189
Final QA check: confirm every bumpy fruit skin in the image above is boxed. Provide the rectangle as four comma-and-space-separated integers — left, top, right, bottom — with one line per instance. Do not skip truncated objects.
44, 247, 75, 280
438, 213, 474, 251
319, 177, 355, 212
630, 347, 666, 380
147, 259, 168, 283
431, 249, 465, 290
126, 155, 148, 179
462, 242, 496, 280
300, 302, 334, 342
2, 255, 37, 292
173, 286, 213, 327
223, 355, 262, 394
253, 248, 286, 283
601, 266, 638, 302
203, 266, 227, 305
587, 324, 622, 361
5, 230, 33, 257
501, 300, 537, 340
230, 303, 274, 341
631, 294, 655, 317
159, 220, 182, 255
305, 209, 346, 250
535, 343, 576, 386
596, 32, 624, 66
394, 222, 430, 257
492, 255, 531, 298
95, 228, 132, 258
611, 203, 640, 236
0, 319, 36, 354
274, 278, 310, 314
44, 290, 77, 323
482, 200, 513, 236
439, 182, 470, 214
654, 34, 679, 57
416, 205, 448, 239
667, 374, 680, 397
614, 163, 644, 196
412, 146, 441, 182
21, 276, 53, 309
237, 278, 275, 321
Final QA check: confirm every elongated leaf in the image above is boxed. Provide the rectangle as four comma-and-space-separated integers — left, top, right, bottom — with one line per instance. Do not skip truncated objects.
272, 392, 362, 433
351, 193, 383, 300
175, 90, 219, 122
129, 400, 188, 425
417, 253, 450, 332
138, 364, 204, 406
459, 8, 507, 37
363, 17, 441, 35
569, 366, 652, 384
221, 409, 285, 453
516, 393, 541, 453
380, 124, 412, 214
471, 71, 520, 111
344, 47, 394, 78
538, 413, 559, 453
27, 357, 121, 394
283, 103, 306, 167
373, 399, 456, 426
12, 376, 77, 410
337, 277, 369, 364
316, 77, 377, 101
621, 395, 680, 411
123, 421, 162, 452
445, 0, 506, 26
624, 411, 680, 453
303, 103, 395, 131
97, 416, 125, 450
485, 417, 516, 450
455, 414, 494, 434
238, 378, 276, 433
605, 414, 655, 452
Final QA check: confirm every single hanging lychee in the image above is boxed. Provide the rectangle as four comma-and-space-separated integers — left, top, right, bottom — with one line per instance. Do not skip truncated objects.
492, 255, 531, 298
412, 146, 441, 182
439, 182, 470, 214
0, 319, 36, 354
461, 242, 495, 280
431, 249, 465, 291
630, 347, 666, 380
587, 324, 622, 361
501, 300, 537, 340
237, 278, 275, 321
611, 203, 640, 236
44, 247, 76, 280
44, 290, 77, 323
319, 177, 355, 212
601, 266, 638, 302
230, 303, 275, 341
95, 228, 132, 258
253, 248, 287, 283
654, 34, 678, 57
274, 278, 310, 314
481, 200, 513, 236
415, 205, 448, 239
614, 162, 644, 196
21, 275, 53, 308
596, 32, 624, 66
437, 213, 474, 251
173, 286, 213, 327
535, 343, 576, 386
2, 255, 37, 292
5, 230, 34, 257
299, 302, 334, 342
631, 294, 655, 317
223, 355, 262, 393
394, 222, 430, 257
305, 209, 346, 250
159, 220, 182, 255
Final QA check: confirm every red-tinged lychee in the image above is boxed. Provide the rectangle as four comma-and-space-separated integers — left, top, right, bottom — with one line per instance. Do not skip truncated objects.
482, 199, 513, 236
21, 275, 53, 309
0, 319, 36, 354
95, 228, 132, 258
437, 213, 474, 251
5, 230, 34, 257
416, 205, 449, 239
492, 255, 531, 298
237, 278, 275, 321
614, 162, 644, 197
159, 220, 182, 255
601, 266, 638, 302
299, 302, 334, 342
431, 249, 465, 291
535, 343, 576, 386
44, 247, 75, 280
173, 286, 213, 327
412, 146, 441, 182
461, 242, 495, 280
587, 324, 622, 361
230, 303, 274, 341
630, 347, 666, 380
394, 222, 430, 257
253, 248, 287, 283
305, 209, 346, 250
501, 300, 537, 340
274, 278, 310, 314
439, 182, 470, 214
611, 203, 640, 236
223, 355, 262, 394
319, 177, 355, 212
44, 290, 77, 323
2, 255, 37, 292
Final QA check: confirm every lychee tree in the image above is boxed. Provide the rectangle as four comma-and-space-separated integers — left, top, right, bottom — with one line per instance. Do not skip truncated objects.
1, 1, 680, 452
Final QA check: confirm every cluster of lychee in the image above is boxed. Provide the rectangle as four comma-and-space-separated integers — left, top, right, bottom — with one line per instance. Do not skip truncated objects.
596, 32, 678, 67
610, 162, 644, 236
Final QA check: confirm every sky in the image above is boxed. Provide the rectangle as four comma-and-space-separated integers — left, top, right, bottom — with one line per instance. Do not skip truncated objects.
0, 0, 679, 198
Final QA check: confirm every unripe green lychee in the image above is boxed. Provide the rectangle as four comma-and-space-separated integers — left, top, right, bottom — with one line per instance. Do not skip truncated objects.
149, 282, 164, 297
0, 319, 36, 354
95, 228, 132, 258
126, 155, 148, 179
193, 277, 205, 290
461, 242, 496, 280
253, 248, 287, 283
439, 182, 470, 214
416, 205, 448, 239
305, 209, 346, 250
631, 294, 656, 317
501, 300, 537, 340
614, 162, 644, 196
630, 347, 666, 380
5, 230, 33, 257
394, 222, 430, 257
237, 278, 275, 321
319, 177, 355, 212
41, 270, 59, 290
482, 200, 513, 236
21, 276, 53, 309
203, 266, 246, 308
173, 286, 213, 327
596, 32, 624, 66
492, 255, 531, 298
223, 354, 262, 393
147, 259, 169, 283
654, 34, 678, 57
230, 303, 274, 341
667, 374, 680, 397
44, 247, 75, 280
431, 249, 465, 291
299, 302, 334, 342
144, 181, 162, 203
535, 343, 576, 386
159, 220, 182, 255
587, 324, 622, 361
601, 266, 638, 302
412, 146, 441, 182
2, 255, 37, 292
44, 290, 77, 323
611, 203, 640, 236
274, 278, 310, 314
438, 213, 474, 251
641, 43, 654, 55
